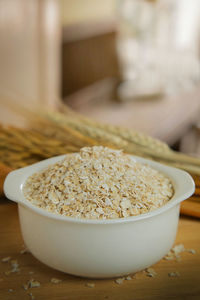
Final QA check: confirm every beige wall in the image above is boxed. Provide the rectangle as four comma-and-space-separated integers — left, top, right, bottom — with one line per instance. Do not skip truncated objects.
60, 0, 116, 26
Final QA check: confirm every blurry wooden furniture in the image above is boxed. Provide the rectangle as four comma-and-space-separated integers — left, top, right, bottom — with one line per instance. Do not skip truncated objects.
62, 19, 120, 98
180, 125, 200, 157
180, 125, 200, 218
73, 86, 200, 146
0, 0, 61, 126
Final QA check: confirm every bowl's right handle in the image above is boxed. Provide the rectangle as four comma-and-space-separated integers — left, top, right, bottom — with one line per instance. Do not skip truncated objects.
3, 169, 25, 203
173, 168, 195, 203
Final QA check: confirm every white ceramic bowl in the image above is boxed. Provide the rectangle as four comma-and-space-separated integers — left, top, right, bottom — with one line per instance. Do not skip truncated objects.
4, 155, 195, 278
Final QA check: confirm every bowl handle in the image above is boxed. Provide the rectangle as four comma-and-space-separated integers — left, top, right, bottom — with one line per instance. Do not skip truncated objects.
173, 169, 195, 203
3, 155, 66, 203
3, 169, 25, 203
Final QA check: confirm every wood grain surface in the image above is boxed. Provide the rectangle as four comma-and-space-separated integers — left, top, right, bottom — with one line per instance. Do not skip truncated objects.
0, 201, 200, 300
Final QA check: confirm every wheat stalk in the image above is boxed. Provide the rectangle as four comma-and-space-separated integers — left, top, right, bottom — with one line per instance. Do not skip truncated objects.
1, 98, 200, 175
44, 109, 200, 173
0, 125, 80, 168
59, 103, 171, 153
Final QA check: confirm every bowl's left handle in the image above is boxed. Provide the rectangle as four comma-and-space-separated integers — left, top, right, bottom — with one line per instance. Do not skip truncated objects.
3, 169, 25, 203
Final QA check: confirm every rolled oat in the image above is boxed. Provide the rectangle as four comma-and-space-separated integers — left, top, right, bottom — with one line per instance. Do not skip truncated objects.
24, 146, 174, 220
1, 257, 11, 263
50, 278, 62, 284
85, 282, 95, 288
187, 249, 196, 254
115, 278, 125, 284
168, 271, 180, 277
23, 279, 41, 289
146, 268, 157, 277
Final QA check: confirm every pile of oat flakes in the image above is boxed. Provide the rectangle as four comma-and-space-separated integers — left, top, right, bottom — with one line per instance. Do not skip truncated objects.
24, 146, 174, 219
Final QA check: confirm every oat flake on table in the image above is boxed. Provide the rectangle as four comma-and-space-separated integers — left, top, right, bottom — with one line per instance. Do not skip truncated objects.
23, 146, 174, 220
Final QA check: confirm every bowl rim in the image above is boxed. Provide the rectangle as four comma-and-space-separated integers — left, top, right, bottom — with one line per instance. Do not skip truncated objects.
4, 153, 195, 225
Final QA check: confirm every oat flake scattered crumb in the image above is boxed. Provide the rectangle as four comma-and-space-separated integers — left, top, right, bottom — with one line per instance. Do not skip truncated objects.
115, 278, 125, 284
85, 282, 95, 288
28, 292, 35, 300
10, 260, 20, 273
29, 279, 40, 288
187, 249, 196, 254
1, 257, 11, 263
172, 244, 185, 255
24, 146, 173, 220
20, 248, 29, 254
163, 254, 174, 261
24, 279, 40, 289
164, 244, 196, 262
168, 271, 180, 277
8, 289, 13, 292
50, 278, 62, 284
164, 244, 183, 261
146, 268, 157, 277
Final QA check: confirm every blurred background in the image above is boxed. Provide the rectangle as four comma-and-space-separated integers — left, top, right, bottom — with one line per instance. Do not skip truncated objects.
1, 0, 200, 154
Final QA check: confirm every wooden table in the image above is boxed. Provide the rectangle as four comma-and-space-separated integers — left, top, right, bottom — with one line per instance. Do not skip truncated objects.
0, 200, 200, 300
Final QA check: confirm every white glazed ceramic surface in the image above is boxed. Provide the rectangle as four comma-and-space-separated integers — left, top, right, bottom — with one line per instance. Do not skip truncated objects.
4, 155, 195, 278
